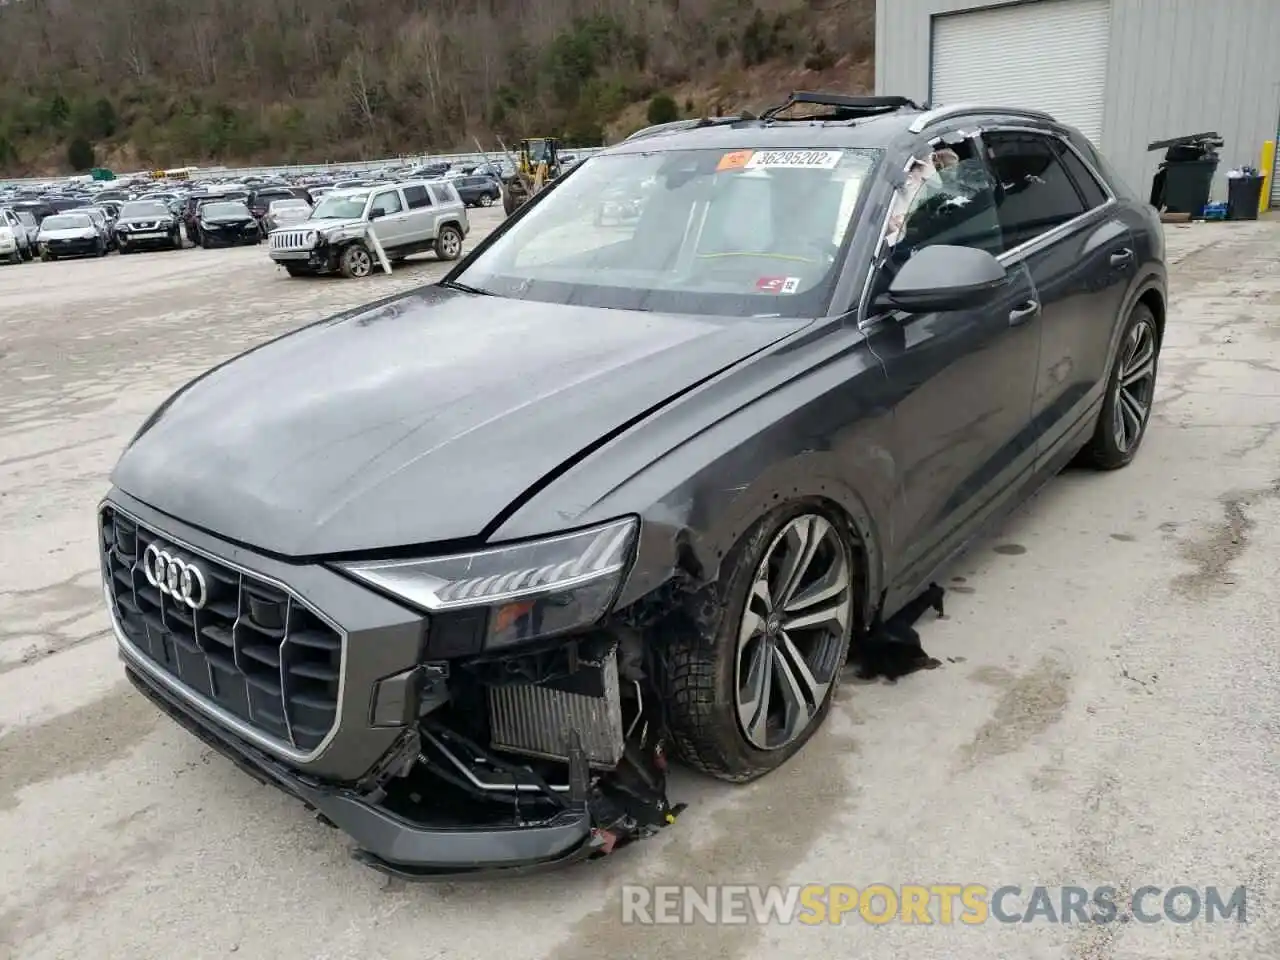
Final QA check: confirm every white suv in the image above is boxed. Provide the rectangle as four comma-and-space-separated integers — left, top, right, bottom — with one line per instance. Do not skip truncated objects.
268, 179, 470, 278
0, 207, 34, 264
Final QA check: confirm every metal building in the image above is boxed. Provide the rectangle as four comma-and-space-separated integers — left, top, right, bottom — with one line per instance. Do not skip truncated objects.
875, 0, 1280, 208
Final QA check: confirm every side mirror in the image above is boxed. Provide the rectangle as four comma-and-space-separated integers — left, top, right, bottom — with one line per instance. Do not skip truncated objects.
874, 244, 1008, 313
367, 208, 384, 221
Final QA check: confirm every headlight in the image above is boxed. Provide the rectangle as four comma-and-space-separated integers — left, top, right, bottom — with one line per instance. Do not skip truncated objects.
305, 231, 318, 246
337, 517, 637, 650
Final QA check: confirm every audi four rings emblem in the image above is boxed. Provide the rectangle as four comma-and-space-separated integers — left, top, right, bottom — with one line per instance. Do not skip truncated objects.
142, 543, 208, 610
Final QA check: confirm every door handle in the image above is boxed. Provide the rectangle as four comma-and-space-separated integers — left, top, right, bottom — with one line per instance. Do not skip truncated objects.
1109, 248, 1133, 267
1008, 300, 1040, 326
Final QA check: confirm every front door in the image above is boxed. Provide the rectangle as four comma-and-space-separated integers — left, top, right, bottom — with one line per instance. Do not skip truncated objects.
368, 188, 408, 249
863, 134, 1042, 605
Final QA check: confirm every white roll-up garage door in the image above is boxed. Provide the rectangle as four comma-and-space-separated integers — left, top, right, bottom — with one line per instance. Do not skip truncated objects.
931, 0, 1111, 144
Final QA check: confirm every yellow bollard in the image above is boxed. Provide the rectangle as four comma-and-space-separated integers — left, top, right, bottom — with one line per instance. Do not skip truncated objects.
1260, 140, 1274, 214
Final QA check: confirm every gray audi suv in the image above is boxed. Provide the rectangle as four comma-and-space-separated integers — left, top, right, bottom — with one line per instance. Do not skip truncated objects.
100, 92, 1166, 878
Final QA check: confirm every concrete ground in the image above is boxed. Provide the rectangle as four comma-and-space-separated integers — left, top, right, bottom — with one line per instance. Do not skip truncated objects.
0, 214, 1277, 960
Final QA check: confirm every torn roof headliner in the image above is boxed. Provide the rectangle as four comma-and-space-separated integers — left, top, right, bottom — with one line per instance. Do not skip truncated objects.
605, 113, 922, 156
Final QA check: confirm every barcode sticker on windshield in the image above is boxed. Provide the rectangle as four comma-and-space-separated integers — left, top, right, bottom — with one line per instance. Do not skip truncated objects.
745, 150, 843, 170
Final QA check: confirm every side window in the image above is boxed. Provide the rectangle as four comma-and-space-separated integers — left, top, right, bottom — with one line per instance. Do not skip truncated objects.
886, 135, 1004, 259
370, 190, 403, 216
428, 184, 457, 205
403, 185, 432, 209
982, 132, 1087, 251
1052, 140, 1109, 209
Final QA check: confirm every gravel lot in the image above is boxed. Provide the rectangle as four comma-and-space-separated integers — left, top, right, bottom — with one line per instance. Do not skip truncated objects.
1, 214, 1278, 960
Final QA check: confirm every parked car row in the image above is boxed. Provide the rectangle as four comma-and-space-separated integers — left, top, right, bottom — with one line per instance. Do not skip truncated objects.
4, 175, 475, 276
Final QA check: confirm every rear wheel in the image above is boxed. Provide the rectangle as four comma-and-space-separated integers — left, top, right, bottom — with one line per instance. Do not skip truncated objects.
478, 193, 494, 207
667, 504, 857, 782
435, 225, 463, 261
339, 243, 373, 278
1079, 303, 1159, 470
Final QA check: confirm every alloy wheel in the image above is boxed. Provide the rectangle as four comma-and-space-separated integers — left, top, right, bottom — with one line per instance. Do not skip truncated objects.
347, 247, 372, 277
1112, 318, 1157, 453
439, 230, 461, 258
479, 194, 493, 207
734, 514, 853, 751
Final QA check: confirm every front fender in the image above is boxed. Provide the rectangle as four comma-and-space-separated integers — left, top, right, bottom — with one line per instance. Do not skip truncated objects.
489, 322, 897, 628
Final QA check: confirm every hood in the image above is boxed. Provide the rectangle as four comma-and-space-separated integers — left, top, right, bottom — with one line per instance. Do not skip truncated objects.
119, 215, 171, 225
304, 217, 362, 232
40, 227, 97, 240
111, 287, 809, 556
203, 214, 255, 225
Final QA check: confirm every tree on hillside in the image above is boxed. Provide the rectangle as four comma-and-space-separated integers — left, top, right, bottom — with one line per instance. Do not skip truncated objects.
67, 137, 95, 171
647, 93, 678, 125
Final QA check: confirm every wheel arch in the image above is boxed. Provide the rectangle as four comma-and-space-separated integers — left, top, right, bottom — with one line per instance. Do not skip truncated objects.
612, 453, 888, 636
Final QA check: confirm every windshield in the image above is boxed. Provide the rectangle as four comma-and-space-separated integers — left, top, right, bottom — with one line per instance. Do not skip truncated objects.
312, 193, 368, 219
203, 202, 251, 218
121, 201, 170, 219
42, 214, 92, 230
270, 199, 308, 212
454, 147, 879, 317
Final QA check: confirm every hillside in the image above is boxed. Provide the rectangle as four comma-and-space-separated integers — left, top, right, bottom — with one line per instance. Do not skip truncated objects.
0, 0, 875, 177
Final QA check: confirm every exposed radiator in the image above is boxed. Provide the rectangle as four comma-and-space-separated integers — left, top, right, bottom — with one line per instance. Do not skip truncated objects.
487, 653, 626, 769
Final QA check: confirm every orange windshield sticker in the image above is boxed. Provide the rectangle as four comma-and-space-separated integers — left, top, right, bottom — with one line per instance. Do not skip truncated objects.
716, 150, 754, 172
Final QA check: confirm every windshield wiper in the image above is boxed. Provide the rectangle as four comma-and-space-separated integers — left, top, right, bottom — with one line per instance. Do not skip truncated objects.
439, 279, 492, 296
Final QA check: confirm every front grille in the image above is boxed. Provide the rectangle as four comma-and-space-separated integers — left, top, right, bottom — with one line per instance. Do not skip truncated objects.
100, 504, 343, 754
270, 230, 313, 251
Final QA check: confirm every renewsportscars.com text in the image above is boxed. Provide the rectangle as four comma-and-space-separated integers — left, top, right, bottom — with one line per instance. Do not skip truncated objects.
620, 884, 1248, 925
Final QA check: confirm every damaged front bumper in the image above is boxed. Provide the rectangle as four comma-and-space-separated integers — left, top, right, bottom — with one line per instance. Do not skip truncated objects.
122, 638, 681, 879
125, 658, 602, 877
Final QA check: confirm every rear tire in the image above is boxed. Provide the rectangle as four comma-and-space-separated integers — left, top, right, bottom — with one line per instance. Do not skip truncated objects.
1078, 303, 1160, 470
435, 225, 463, 261
666, 502, 858, 782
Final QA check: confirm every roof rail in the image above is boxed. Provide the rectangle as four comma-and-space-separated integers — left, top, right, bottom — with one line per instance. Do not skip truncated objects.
621, 116, 749, 144
907, 103, 1056, 134
761, 91, 921, 122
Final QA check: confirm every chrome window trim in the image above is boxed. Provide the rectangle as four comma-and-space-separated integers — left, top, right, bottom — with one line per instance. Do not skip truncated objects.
857, 124, 1118, 330
908, 103, 1055, 134
100, 500, 348, 764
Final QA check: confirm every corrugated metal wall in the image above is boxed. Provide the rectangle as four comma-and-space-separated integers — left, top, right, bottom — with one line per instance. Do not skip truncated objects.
876, 0, 1280, 202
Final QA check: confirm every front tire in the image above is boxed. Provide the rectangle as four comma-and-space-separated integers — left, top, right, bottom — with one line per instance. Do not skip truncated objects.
339, 243, 373, 278
666, 503, 857, 782
478, 193, 494, 207
1079, 303, 1159, 470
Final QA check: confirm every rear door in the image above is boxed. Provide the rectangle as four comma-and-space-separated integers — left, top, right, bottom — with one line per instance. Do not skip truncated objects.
979, 128, 1136, 464
401, 184, 434, 240
866, 133, 1042, 599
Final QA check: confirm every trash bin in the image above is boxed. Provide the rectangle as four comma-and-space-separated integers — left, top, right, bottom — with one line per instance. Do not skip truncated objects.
1226, 174, 1265, 221
1146, 132, 1223, 215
